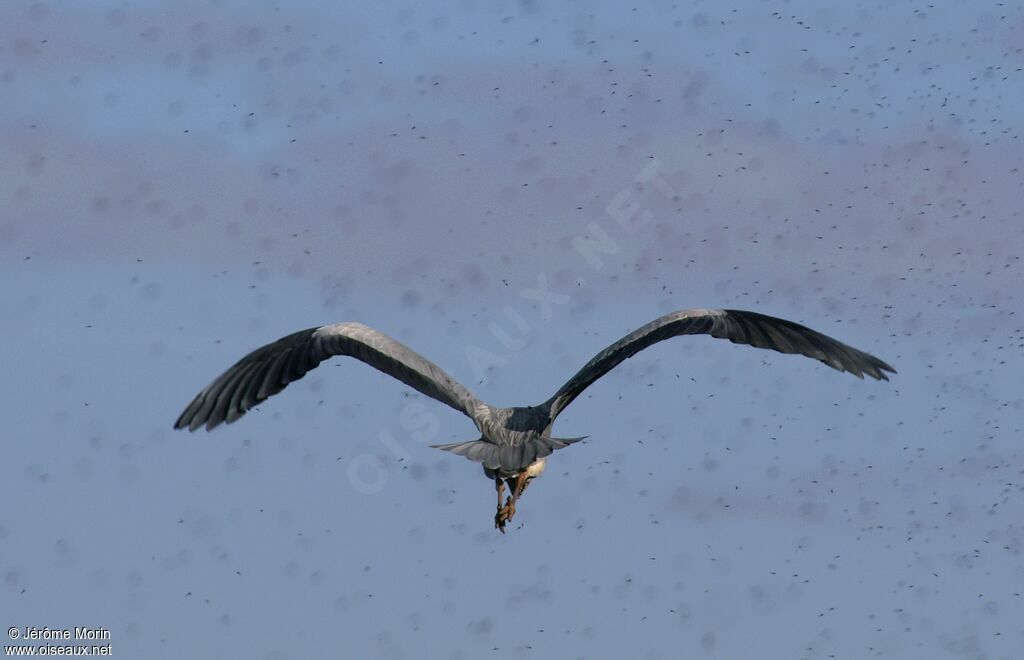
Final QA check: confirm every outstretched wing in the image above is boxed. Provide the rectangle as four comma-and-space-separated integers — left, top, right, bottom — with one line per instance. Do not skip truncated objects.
175, 322, 485, 431
543, 308, 895, 420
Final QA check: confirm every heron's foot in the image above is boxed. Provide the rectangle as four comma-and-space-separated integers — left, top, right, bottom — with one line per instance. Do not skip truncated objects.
494, 497, 517, 533
494, 504, 510, 533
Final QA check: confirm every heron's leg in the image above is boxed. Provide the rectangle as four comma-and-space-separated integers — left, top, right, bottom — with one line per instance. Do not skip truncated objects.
494, 478, 509, 533
506, 473, 529, 522
513, 472, 530, 500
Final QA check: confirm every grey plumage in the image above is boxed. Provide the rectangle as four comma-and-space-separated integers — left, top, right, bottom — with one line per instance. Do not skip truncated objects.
175, 308, 895, 478
174, 322, 485, 432
542, 308, 894, 419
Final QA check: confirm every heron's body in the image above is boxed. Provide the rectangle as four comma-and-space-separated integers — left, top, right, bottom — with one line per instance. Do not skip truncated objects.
175, 308, 895, 532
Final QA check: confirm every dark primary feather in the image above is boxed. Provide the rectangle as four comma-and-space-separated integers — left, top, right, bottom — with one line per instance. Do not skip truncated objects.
174, 322, 484, 431
542, 308, 896, 419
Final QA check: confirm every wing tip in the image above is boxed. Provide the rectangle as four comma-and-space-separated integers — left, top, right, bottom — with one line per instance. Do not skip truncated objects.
173, 411, 195, 432
173, 411, 225, 432
873, 357, 897, 380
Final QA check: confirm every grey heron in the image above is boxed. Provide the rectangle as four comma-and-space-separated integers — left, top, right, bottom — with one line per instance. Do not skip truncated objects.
175, 308, 895, 532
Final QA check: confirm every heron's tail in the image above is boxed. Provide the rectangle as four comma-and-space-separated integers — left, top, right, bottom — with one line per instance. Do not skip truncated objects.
431, 435, 587, 472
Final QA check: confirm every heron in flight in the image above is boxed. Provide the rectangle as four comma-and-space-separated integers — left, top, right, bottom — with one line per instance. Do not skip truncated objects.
175, 308, 895, 532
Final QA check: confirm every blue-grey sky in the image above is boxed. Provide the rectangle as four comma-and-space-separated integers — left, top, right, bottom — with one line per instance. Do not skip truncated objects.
2, 1, 1022, 658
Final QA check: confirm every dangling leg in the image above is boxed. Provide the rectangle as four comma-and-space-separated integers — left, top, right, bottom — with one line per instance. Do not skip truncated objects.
505, 472, 530, 523
494, 477, 509, 533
